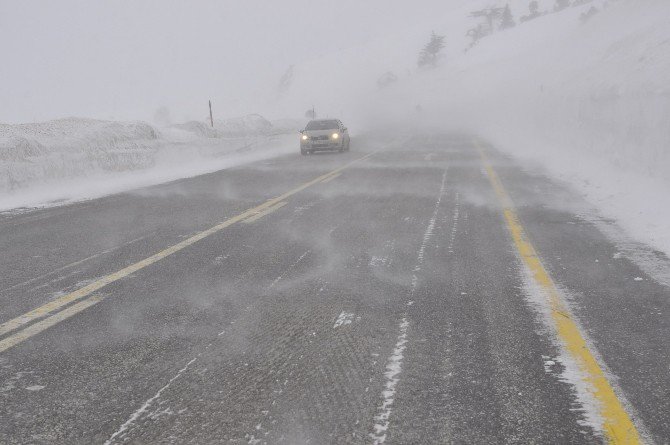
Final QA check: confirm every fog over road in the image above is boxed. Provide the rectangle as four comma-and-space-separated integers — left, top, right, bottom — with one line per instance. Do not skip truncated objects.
1, 134, 669, 444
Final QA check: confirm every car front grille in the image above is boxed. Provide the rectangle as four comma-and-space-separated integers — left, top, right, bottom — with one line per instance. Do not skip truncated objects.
311, 135, 329, 141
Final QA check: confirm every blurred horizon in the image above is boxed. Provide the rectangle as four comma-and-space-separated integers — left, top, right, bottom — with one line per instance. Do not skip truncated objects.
0, 0, 468, 124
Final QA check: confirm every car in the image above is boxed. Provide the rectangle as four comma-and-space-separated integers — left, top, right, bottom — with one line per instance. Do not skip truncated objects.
300, 119, 350, 155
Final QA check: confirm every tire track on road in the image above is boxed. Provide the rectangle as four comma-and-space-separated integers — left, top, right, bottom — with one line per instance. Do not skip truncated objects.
370, 169, 448, 444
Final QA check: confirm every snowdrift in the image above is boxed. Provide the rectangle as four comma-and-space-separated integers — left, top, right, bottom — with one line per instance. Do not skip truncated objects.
0, 118, 158, 193
169, 114, 281, 139
0, 116, 298, 210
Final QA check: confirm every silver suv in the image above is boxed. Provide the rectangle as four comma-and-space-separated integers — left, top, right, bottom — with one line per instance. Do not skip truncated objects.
300, 119, 350, 155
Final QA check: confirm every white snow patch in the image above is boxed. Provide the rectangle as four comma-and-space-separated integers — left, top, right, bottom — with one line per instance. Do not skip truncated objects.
519, 265, 603, 434
541, 355, 557, 374
448, 192, 460, 254
269, 250, 310, 289
333, 312, 356, 328
370, 318, 409, 445
0, 371, 33, 393
369, 256, 390, 268
212, 255, 227, 266
411, 169, 448, 294
104, 358, 197, 445
584, 215, 670, 287
24, 385, 45, 391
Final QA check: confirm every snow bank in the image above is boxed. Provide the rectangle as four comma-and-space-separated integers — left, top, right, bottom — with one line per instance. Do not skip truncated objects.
214, 114, 273, 137
168, 115, 304, 139
0, 116, 297, 210
0, 118, 158, 193
438, 0, 670, 182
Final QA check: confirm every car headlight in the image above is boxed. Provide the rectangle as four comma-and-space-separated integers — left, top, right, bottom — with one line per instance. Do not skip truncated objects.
331, 133, 339, 139
301, 134, 308, 140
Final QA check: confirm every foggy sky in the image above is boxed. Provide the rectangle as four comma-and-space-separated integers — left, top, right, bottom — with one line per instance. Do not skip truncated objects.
0, 0, 468, 124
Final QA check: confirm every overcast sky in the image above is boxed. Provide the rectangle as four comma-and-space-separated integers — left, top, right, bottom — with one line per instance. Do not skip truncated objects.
0, 0, 467, 123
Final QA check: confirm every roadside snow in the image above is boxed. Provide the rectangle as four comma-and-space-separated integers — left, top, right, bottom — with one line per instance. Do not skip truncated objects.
520, 265, 605, 436
0, 116, 299, 211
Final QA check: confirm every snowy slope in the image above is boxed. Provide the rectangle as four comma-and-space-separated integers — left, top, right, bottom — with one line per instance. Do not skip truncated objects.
277, 0, 670, 257
438, 0, 670, 259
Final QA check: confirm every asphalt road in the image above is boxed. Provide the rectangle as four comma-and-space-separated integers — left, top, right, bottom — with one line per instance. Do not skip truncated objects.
1, 134, 669, 444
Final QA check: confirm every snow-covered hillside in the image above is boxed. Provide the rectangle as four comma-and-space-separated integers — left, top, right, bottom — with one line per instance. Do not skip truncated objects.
276, 0, 670, 257
0, 116, 299, 211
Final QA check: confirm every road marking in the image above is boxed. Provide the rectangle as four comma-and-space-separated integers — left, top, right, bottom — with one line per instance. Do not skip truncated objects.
0, 235, 149, 294
242, 201, 287, 224
0, 152, 376, 353
476, 140, 642, 444
0, 295, 104, 353
320, 172, 341, 183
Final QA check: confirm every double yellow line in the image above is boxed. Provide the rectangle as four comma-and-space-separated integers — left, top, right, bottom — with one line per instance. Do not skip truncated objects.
0, 153, 372, 354
476, 140, 643, 444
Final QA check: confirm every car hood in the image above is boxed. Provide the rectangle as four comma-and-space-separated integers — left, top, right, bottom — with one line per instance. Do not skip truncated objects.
304, 129, 339, 137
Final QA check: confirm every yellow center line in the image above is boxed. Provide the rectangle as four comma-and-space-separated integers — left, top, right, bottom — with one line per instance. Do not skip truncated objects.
475, 140, 642, 444
0, 235, 149, 294
320, 172, 342, 184
242, 201, 287, 224
0, 296, 105, 353
0, 151, 376, 353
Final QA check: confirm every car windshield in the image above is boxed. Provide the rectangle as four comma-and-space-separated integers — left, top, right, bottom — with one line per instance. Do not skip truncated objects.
306, 120, 339, 130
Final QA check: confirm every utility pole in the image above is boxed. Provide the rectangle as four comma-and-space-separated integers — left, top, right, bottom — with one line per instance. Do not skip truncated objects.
209, 100, 214, 128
